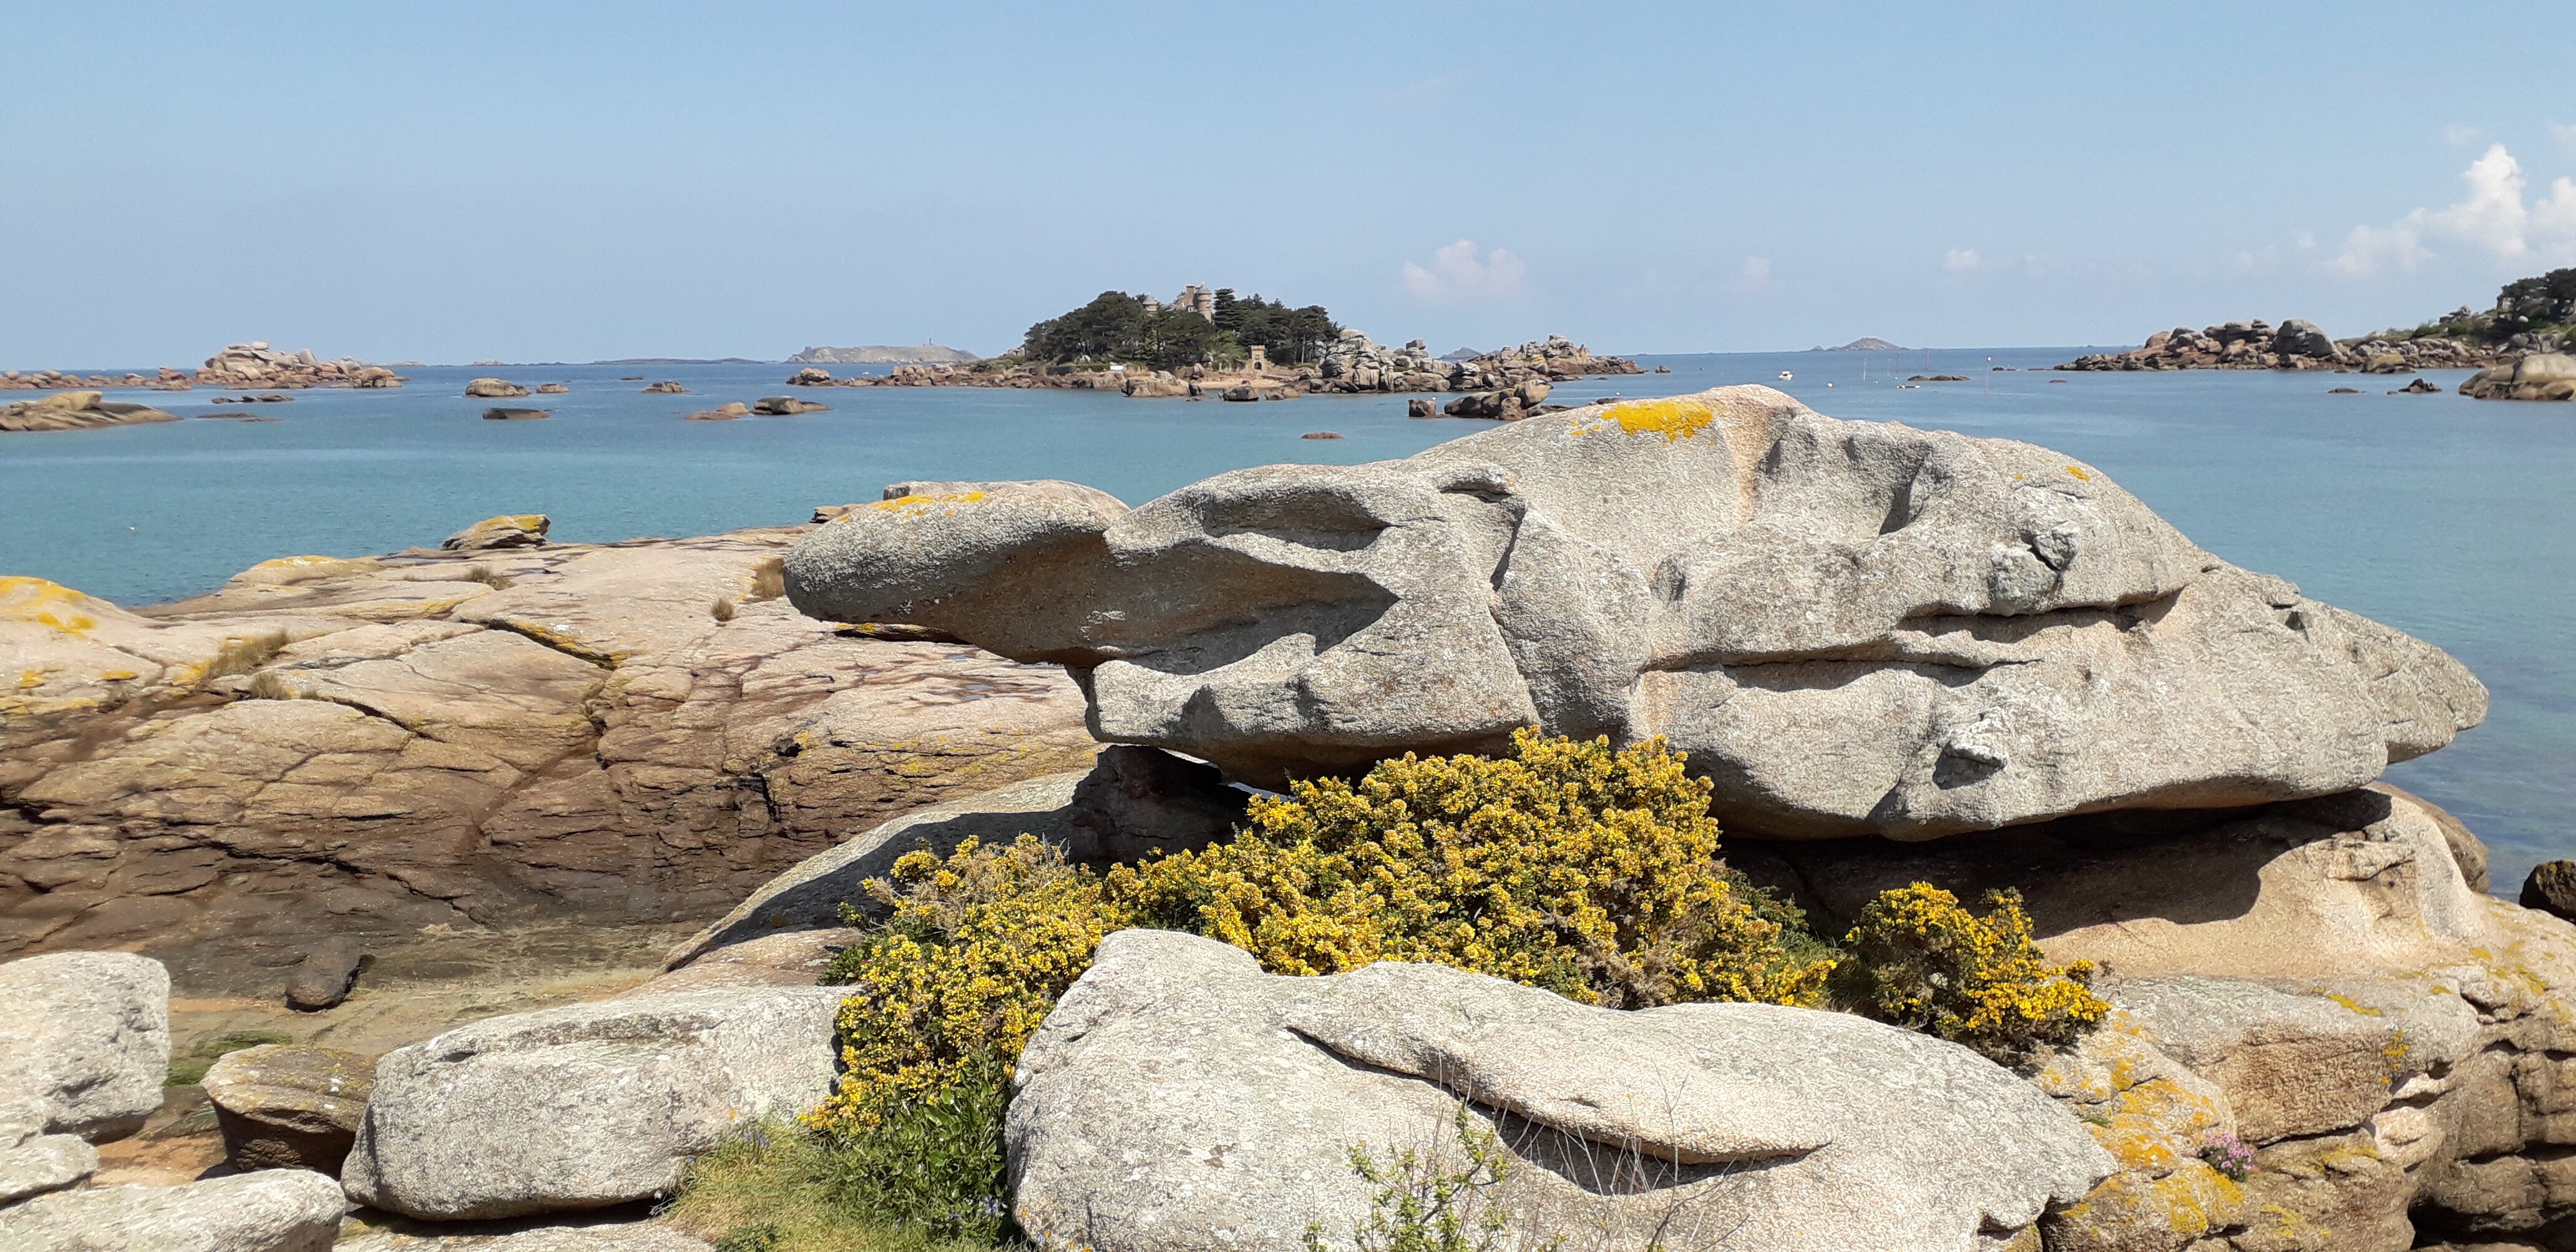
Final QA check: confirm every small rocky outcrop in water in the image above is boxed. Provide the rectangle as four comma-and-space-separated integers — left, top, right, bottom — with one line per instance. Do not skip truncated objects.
198, 341, 400, 389
781, 385, 2485, 838
2059, 318, 2505, 373
0, 391, 181, 433
442, 512, 550, 550
464, 377, 530, 398
2459, 351, 2576, 400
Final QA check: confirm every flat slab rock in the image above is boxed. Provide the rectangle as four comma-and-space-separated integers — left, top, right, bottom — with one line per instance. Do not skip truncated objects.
1009, 929, 2112, 1252
341, 1216, 712, 1251
0, 1167, 346, 1251
341, 982, 845, 1220
783, 386, 2486, 839
203, 1042, 373, 1172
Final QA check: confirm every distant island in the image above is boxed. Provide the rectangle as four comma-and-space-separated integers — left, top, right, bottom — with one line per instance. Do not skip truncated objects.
590, 357, 771, 366
788, 344, 981, 365
1808, 338, 1905, 351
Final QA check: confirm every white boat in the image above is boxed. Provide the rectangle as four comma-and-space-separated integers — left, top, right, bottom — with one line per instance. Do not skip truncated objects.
1777, 370, 1793, 381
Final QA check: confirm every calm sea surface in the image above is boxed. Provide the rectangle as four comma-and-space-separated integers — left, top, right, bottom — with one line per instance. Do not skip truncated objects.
4, 349, 2569, 892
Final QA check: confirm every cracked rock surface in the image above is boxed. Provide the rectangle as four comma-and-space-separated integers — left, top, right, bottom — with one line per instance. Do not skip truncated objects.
1, 526, 1095, 993
784, 385, 2486, 839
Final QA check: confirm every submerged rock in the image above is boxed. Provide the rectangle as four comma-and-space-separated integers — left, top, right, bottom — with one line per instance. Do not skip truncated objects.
783, 386, 2486, 839
1010, 929, 2111, 1252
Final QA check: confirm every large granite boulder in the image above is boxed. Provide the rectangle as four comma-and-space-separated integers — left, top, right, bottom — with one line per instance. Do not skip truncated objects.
0, 1168, 346, 1251
2273, 318, 2343, 359
2460, 352, 2576, 401
784, 386, 2485, 839
1739, 785, 2576, 1250
341, 982, 844, 1219
1010, 929, 2112, 1251
0, 1135, 96, 1206
0, 952, 170, 1143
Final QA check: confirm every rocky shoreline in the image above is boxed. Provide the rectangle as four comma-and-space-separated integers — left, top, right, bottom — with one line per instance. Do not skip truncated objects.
7, 388, 2576, 1251
2058, 317, 2509, 373
1, 343, 402, 396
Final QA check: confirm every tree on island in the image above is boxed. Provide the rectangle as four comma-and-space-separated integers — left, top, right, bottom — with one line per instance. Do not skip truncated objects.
1018, 288, 1340, 369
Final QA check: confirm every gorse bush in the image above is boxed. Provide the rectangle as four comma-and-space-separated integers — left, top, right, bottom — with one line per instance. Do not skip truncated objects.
810, 731, 1833, 1130
1307, 1105, 1518, 1252
1829, 884, 2107, 1064
1120, 728, 1835, 1010
814, 836, 1123, 1131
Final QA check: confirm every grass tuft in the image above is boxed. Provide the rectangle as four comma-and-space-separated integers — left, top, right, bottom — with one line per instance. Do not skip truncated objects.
711, 597, 738, 623
665, 1116, 1013, 1252
750, 557, 787, 601
204, 630, 289, 680
245, 670, 300, 701
463, 563, 515, 590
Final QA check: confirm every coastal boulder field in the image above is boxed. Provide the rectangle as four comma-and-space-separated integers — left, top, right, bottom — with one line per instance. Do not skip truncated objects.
784, 385, 2486, 839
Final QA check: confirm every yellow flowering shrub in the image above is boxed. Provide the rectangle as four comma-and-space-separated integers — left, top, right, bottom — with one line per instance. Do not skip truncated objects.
1830, 883, 2107, 1063
811, 835, 1129, 1132
1114, 728, 1835, 1009
807, 731, 1837, 1130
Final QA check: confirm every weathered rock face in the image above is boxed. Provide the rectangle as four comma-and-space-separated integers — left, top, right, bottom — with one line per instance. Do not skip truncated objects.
0, 1166, 346, 1251
1739, 785, 2576, 1250
0, 952, 171, 1144
203, 1043, 373, 1173
338, 1216, 715, 1250
2461, 352, 2576, 401
665, 745, 1244, 967
444, 514, 551, 551
784, 386, 2484, 839
0, 526, 1096, 994
0, 390, 183, 433
0, 1134, 96, 1206
1010, 929, 2111, 1252
341, 982, 845, 1219
466, 378, 532, 398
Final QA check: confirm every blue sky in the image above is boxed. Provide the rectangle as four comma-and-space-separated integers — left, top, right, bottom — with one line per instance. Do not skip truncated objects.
6, 1, 2575, 365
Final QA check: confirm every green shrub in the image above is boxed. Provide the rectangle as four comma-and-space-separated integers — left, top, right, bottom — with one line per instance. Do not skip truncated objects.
1829, 883, 2107, 1064
813, 1052, 1014, 1243
666, 1121, 1008, 1252
1307, 1104, 1517, 1252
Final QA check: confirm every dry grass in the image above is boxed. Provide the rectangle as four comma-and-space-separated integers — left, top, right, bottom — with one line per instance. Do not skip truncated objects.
203, 630, 288, 680
463, 563, 516, 589
749, 557, 787, 601
711, 597, 738, 623
243, 670, 300, 701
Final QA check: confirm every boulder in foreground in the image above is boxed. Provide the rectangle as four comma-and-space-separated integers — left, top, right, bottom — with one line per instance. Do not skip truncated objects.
0, 1168, 344, 1251
203, 1043, 372, 1173
0, 952, 170, 1143
341, 982, 844, 1219
1010, 929, 2112, 1252
783, 386, 2486, 839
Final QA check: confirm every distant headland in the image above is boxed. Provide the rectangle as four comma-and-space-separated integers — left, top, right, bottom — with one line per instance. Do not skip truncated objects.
1808, 337, 1905, 351
788, 344, 981, 366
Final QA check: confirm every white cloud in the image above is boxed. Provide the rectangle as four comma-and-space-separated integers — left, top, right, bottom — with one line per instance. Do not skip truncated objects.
1943, 248, 1982, 272
1736, 256, 1772, 288
2326, 144, 2576, 276
1401, 240, 1526, 301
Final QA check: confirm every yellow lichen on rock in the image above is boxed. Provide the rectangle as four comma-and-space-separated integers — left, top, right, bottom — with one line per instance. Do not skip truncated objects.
1588, 397, 1717, 443
228, 554, 382, 587
0, 576, 109, 635
870, 491, 988, 519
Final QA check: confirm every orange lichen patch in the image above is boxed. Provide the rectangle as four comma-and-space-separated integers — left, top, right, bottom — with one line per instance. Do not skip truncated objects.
2317, 991, 2383, 1017
2067, 465, 2093, 482
16, 668, 44, 690
229, 554, 379, 587
1588, 397, 1717, 443
0, 576, 109, 635
99, 669, 138, 682
2051, 1163, 2245, 1244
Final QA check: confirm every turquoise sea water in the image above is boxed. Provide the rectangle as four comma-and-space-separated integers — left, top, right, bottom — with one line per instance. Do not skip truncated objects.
2, 349, 2568, 893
